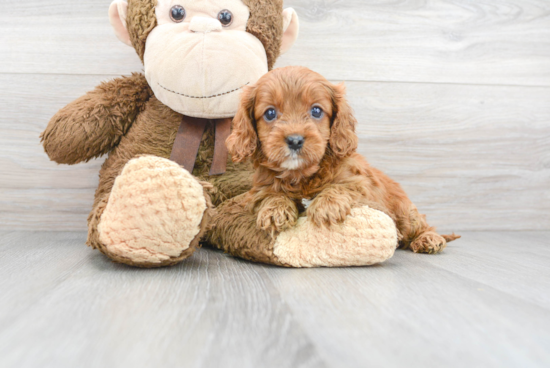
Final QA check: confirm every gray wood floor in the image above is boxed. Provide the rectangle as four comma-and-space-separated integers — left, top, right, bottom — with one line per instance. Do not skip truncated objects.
1, 231, 549, 368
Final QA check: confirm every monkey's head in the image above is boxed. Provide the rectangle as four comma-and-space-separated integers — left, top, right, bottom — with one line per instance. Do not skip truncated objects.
109, 0, 299, 119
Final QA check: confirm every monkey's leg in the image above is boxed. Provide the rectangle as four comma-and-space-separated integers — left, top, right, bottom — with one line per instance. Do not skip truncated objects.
87, 155, 212, 268
205, 195, 283, 265
206, 195, 398, 268
399, 205, 460, 254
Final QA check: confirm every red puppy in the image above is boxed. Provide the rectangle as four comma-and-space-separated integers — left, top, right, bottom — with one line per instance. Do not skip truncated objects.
227, 66, 459, 253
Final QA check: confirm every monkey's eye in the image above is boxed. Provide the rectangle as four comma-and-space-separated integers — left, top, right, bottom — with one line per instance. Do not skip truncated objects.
218, 10, 233, 26
264, 108, 277, 122
311, 106, 324, 119
170, 5, 186, 23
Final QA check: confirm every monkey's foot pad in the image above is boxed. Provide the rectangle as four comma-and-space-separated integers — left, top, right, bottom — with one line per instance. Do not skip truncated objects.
274, 206, 399, 268
98, 156, 207, 266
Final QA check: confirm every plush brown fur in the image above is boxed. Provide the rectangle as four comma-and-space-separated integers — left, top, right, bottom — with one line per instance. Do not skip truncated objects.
242, 0, 284, 70
41, 0, 285, 267
227, 66, 460, 253
126, 0, 158, 62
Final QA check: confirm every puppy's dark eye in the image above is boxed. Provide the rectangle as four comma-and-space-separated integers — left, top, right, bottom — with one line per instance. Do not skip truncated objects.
264, 108, 277, 122
218, 10, 233, 26
170, 5, 186, 22
311, 106, 324, 119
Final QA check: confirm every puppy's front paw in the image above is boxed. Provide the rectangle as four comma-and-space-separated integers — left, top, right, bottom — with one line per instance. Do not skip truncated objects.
307, 195, 351, 228
410, 232, 447, 254
256, 197, 298, 234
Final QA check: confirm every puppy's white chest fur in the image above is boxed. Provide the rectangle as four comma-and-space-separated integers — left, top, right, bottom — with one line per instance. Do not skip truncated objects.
301, 198, 313, 209
281, 156, 304, 170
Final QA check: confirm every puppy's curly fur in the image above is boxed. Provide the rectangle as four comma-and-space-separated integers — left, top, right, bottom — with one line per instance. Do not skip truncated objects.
227, 66, 460, 253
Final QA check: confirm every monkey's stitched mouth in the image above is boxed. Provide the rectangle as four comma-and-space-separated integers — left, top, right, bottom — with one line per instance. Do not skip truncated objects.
158, 82, 250, 99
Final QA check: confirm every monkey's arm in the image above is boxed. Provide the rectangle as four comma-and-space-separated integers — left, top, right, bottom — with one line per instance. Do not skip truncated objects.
41, 73, 153, 164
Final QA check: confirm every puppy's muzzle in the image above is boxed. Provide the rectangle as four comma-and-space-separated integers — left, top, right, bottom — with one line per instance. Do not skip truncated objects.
286, 135, 304, 151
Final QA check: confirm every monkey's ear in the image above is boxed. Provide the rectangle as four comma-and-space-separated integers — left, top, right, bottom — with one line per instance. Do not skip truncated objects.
280, 8, 299, 55
109, 0, 132, 47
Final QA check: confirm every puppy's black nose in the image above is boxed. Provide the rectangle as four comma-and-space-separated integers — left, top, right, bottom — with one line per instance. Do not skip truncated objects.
286, 135, 304, 150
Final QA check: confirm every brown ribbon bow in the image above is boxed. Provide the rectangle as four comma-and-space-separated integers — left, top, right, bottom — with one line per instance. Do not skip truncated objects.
170, 115, 232, 176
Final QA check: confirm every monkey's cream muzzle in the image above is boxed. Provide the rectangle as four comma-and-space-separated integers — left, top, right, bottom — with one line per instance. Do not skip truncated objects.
144, 19, 268, 119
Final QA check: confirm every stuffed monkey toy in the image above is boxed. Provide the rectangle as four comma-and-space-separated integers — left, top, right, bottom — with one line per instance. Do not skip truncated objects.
41, 0, 398, 268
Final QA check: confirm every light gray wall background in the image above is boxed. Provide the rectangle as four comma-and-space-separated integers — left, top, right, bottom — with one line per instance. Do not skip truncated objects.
0, 0, 548, 231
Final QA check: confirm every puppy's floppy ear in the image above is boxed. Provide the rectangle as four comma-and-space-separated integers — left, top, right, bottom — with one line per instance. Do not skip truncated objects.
328, 82, 358, 158
227, 85, 259, 162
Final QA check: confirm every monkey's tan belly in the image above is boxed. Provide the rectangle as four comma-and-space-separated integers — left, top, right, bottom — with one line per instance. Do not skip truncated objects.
95, 97, 245, 202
